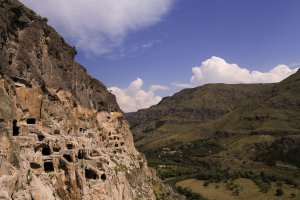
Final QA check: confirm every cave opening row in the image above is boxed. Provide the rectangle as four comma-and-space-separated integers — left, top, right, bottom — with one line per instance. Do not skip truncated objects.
85, 168, 106, 181
30, 161, 107, 182
35, 145, 74, 156
12, 118, 36, 136
30, 161, 54, 173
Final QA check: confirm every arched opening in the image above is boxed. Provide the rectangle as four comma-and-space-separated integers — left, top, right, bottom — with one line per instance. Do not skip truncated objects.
42, 146, 51, 156
37, 134, 45, 141
78, 149, 84, 159
27, 118, 36, 124
30, 162, 41, 169
101, 174, 106, 181
44, 162, 54, 172
85, 169, 99, 180
13, 120, 20, 136
54, 130, 60, 135
63, 154, 73, 162
66, 144, 74, 149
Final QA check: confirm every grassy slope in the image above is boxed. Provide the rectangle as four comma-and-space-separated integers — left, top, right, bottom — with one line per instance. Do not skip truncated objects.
130, 83, 274, 150
126, 70, 300, 199
128, 69, 300, 151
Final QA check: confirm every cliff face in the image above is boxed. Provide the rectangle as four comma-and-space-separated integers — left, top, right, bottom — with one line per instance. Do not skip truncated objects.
0, 1, 178, 199
0, 0, 119, 113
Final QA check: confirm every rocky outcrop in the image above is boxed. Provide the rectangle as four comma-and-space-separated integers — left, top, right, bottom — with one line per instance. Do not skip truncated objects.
0, 0, 179, 199
0, 0, 119, 113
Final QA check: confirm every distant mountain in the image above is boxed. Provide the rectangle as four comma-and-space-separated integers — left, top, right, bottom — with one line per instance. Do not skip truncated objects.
126, 69, 300, 199
126, 69, 300, 150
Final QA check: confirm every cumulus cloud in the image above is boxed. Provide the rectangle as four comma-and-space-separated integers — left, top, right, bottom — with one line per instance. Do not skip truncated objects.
108, 78, 168, 112
20, 0, 174, 55
174, 56, 298, 88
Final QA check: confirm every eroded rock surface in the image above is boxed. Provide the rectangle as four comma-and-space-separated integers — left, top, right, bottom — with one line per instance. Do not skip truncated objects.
0, 1, 179, 199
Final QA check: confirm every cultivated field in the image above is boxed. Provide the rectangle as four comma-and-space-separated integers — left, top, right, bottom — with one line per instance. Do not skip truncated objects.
176, 178, 300, 200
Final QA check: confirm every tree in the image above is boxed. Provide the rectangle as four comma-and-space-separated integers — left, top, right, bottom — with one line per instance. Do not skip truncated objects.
291, 193, 296, 198
275, 188, 284, 196
203, 181, 209, 187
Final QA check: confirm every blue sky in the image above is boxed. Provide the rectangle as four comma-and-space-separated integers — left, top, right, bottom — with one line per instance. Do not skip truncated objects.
20, 0, 300, 112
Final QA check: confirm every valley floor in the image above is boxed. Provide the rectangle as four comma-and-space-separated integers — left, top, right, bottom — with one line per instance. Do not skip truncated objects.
176, 178, 300, 200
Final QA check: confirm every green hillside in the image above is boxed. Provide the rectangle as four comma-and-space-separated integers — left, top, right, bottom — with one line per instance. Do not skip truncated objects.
126, 69, 300, 200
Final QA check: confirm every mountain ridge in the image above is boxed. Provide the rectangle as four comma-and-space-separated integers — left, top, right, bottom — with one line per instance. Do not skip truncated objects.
126, 69, 300, 144
126, 69, 300, 199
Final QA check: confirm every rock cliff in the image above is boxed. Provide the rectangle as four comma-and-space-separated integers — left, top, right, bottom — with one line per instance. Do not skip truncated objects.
0, 0, 179, 199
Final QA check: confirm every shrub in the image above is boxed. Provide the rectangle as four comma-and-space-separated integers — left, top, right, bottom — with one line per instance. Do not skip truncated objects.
285, 178, 297, 186
276, 182, 283, 187
253, 178, 271, 193
155, 120, 164, 129
42, 17, 48, 23
203, 181, 209, 187
176, 186, 206, 200
275, 188, 284, 196
291, 193, 296, 198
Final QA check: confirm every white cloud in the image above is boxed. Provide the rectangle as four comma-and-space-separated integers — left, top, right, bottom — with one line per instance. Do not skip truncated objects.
20, 0, 174, 55
108, 78, 167, 112
149, 84, 169, 92
175, 56, 298, 88
171, 82, 194, 88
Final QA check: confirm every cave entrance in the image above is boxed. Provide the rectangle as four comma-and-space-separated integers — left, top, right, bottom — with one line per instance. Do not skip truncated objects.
101, 174, 106, 181
30, 162, 41, 169
42, 146, 51, 156
63, 154, 73, 162
66, 144, 74, 149
37, 134, 45, 141
85, 169, 99, 180
44, 162, 54, 172
27, 118, 36, 124
78, 149, 83, 159
13, 120, 20, 136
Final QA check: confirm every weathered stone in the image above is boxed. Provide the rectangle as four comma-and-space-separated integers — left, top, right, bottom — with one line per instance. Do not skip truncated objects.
0, 1, 180, 199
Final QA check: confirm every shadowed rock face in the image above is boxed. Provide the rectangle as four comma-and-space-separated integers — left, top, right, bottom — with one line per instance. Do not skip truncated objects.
0, 1, 180, 199
0, 0, 120, 113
